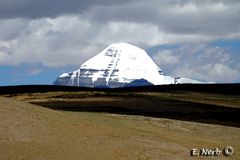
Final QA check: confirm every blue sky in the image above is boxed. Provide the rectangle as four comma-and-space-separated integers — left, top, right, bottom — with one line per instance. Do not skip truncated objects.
0, 0, 240, 85
0, 63, 77, 86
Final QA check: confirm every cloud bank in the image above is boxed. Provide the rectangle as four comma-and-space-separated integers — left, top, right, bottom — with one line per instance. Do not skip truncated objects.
152, 44, 240, 82
0, 0, 239, 82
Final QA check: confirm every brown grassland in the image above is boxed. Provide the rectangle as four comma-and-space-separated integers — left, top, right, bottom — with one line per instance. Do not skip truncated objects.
0, 88, 240, 160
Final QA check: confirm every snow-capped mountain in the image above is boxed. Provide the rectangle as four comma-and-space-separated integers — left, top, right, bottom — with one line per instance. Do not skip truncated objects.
54, 42, 202, 88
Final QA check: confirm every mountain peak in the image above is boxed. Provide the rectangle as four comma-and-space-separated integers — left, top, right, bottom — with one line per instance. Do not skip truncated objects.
107, 42, 144, 52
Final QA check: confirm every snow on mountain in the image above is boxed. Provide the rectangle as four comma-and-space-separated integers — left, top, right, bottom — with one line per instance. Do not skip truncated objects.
174, 77, 204, 84
54, 42, 203, 88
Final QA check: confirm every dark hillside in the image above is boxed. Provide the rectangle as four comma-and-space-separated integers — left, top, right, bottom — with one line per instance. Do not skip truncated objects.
0, 83, 240, 95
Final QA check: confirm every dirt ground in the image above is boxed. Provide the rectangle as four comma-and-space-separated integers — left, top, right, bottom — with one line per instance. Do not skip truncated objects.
0, 91, 240, 160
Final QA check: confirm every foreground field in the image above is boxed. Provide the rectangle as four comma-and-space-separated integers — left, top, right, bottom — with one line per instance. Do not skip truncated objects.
8, 91, 240, 127
1, 89, 240, 160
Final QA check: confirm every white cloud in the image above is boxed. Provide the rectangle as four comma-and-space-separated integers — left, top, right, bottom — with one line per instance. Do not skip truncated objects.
153, 50, 179, 66
0, 0, 239, 83
0, 16, 208, 67
0, 16, 106, 67
27, 67, 42, 75
152, 44, 240, 82
1, 14, 239, 68
204, 64, 239, 81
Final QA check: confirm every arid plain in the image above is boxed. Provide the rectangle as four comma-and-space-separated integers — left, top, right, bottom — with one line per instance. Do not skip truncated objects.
0, 85, 240, 160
